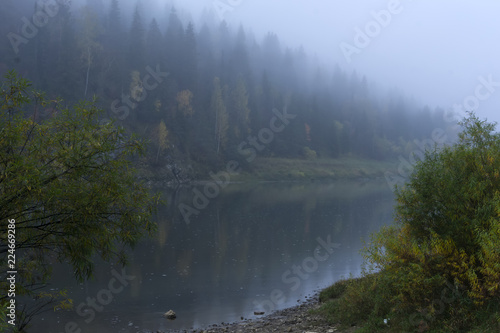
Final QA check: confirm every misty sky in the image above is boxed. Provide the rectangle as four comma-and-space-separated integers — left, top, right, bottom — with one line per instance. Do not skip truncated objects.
172, 0, 500, 123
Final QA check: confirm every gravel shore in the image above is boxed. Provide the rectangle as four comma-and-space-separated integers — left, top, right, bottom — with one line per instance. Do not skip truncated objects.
167, 294, 357, 333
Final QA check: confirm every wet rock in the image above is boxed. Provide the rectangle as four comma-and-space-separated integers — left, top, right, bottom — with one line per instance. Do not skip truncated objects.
164, 310, 177, 320
168, 292, 355, 333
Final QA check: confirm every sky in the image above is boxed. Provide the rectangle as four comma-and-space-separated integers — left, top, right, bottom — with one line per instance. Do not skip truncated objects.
172, 0, 500, 124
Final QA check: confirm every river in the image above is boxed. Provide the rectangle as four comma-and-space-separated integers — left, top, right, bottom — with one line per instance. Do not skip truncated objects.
31, 179, 394, 333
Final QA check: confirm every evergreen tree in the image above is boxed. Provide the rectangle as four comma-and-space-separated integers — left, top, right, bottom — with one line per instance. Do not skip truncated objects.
78, 5, 104, 98
197, 23, 217, 107
230, 25, 251, 82
108, 0, 121, 34
261, 32, 282, 80
44, 1, 79, 100
331, 64, 348, 106
229, 77, 251, 141
164, 7, 184, 78
104, 0, 125, 100
128, 4, 146, 70
180, 22, 197, 91
215, 21, 232, 83
211, 77, 228, 154
280, 48, 297, 92
146, 18, 163, 66
252, 71, 274, 132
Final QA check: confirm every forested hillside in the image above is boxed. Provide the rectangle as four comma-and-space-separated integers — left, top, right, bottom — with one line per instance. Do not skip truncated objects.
1, 0, 450, 173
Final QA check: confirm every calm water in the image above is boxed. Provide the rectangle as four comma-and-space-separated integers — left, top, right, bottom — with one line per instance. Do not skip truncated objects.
32, 180, 394, 333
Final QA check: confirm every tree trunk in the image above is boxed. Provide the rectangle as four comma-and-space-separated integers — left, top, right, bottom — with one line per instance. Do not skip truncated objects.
84, 47, 91, 98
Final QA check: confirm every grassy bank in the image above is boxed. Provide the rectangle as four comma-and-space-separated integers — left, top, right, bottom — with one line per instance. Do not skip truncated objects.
229, 156, 397, 181
312, 115, 500, 332
137, 156, 398, 183
315, 274, 500, 332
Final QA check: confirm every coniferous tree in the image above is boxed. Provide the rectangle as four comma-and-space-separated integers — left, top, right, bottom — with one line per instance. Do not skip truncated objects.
229, 77, 251, 141
108, 0, 121, 35
331, 64, 348, 106
138, 18, 165, 123
164, 7, 183, 78
79, 5, 104, 98
47, 1, 79, 100
32, 2, 51, 90
215, 21, 232, 83
211, 77, 228, 154
128, 4, 146, 70
280, 48, 297, 92
261, 32, 281, 81
146, 18, 163, 66
252, 71, 274, 132
197, 23, 216, 106
104, 0, 125, 99
180, 22, 197, 92
230, 26, 251, 83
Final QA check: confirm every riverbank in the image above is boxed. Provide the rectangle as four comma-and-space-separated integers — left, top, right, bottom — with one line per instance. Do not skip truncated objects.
138, 156, 397, 185
231, 157, 396, 182
163, 292, 356, 333
160, 277, 499, 333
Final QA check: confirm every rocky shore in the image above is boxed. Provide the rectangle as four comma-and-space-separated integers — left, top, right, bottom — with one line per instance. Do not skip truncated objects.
162, 294, 356, 333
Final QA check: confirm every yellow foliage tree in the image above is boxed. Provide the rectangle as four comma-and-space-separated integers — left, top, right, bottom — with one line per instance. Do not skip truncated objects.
155, 120, 169, 163
176, 90, 194, 117
130, 70, 143, 104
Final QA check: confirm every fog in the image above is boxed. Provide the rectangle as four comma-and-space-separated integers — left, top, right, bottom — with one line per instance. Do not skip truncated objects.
5, 1, 500, 331
45, 0, 500, 123
4, 0, 495, 162
176, 0, 500, 123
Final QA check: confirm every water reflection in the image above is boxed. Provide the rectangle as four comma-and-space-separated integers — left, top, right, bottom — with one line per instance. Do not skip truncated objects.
33, 180, 394, 333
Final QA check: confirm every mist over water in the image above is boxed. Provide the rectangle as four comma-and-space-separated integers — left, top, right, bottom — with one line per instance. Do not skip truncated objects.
33, 181, 394, 332
2, 1, 498, 331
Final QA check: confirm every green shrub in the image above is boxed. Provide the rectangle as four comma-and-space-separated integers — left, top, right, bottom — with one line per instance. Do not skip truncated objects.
301, 146, 317, 159
0, 71, 159, 330
324, 113, 500, 332
319, 278, 350, 302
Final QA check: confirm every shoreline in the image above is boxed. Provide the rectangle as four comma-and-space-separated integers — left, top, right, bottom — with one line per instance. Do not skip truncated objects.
161, 293, 355, 333
137, 156, 398, 187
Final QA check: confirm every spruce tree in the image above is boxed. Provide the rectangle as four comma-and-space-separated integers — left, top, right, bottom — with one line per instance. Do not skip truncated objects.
211, 77, 228, 154
128, 4, 146, 70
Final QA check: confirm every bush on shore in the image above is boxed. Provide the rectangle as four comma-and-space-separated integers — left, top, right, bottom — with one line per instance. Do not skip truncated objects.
317, 113, 500, 332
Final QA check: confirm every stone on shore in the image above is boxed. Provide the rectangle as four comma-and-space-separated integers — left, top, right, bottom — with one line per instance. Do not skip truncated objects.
164, 310, 176, 320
